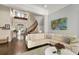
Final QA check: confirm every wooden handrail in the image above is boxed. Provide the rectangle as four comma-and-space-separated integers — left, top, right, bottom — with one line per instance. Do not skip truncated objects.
25, 20, 38, 34
28, 20, 38, 34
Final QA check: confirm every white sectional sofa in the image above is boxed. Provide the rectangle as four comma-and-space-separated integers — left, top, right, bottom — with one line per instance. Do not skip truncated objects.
25, 33, 50, 48
25, 33, 79, 54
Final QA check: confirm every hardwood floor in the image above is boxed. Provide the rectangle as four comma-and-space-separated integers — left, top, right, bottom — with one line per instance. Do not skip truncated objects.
0, 38, 52, 55
0, 39, 27, 55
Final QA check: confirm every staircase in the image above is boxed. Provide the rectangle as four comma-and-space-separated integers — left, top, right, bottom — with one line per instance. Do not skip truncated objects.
27, 20, 38, 34
12, 12, 38, 35
25, 13, 38, 34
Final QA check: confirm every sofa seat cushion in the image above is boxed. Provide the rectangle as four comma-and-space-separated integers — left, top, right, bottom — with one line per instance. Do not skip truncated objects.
27, 33, 45, 40
52, 34, 64, 42
62, 35, 79, 44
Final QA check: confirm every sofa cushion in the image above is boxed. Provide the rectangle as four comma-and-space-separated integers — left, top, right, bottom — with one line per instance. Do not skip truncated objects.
45, 33, 52, 39
63, 36, 79, 44
27, 33, 45, 40
53, 34, 64, 42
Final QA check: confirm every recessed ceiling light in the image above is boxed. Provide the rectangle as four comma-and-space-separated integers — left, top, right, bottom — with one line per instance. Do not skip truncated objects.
43, 5, 47, 8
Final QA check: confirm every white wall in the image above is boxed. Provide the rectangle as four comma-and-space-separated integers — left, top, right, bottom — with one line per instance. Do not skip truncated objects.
48, 5, 79, 37
0, 5, 11, 40
44, 15, 49, 33
33, 14, 49, 33
34, 15, 44, 33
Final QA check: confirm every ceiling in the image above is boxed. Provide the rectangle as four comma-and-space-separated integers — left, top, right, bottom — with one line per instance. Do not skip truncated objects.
3, 4, 70, 15
33, 4, 70, 14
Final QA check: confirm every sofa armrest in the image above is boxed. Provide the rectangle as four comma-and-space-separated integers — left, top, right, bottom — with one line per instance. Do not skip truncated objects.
0, 38, 8, 44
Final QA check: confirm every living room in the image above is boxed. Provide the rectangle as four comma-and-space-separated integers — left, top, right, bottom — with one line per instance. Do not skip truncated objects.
0, 4, 79, 55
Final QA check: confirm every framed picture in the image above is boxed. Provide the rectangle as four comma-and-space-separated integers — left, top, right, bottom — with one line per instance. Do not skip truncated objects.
51, 17, 67, 30
5, 24, 10, 29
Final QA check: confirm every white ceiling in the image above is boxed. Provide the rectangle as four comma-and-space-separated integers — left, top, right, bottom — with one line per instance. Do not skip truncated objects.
3, 4, 70, 15
3, 4, 48, 15
33, 4, 70, 14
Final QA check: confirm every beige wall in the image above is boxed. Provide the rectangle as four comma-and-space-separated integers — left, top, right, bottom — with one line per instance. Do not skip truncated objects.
0, 5, 11, 40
